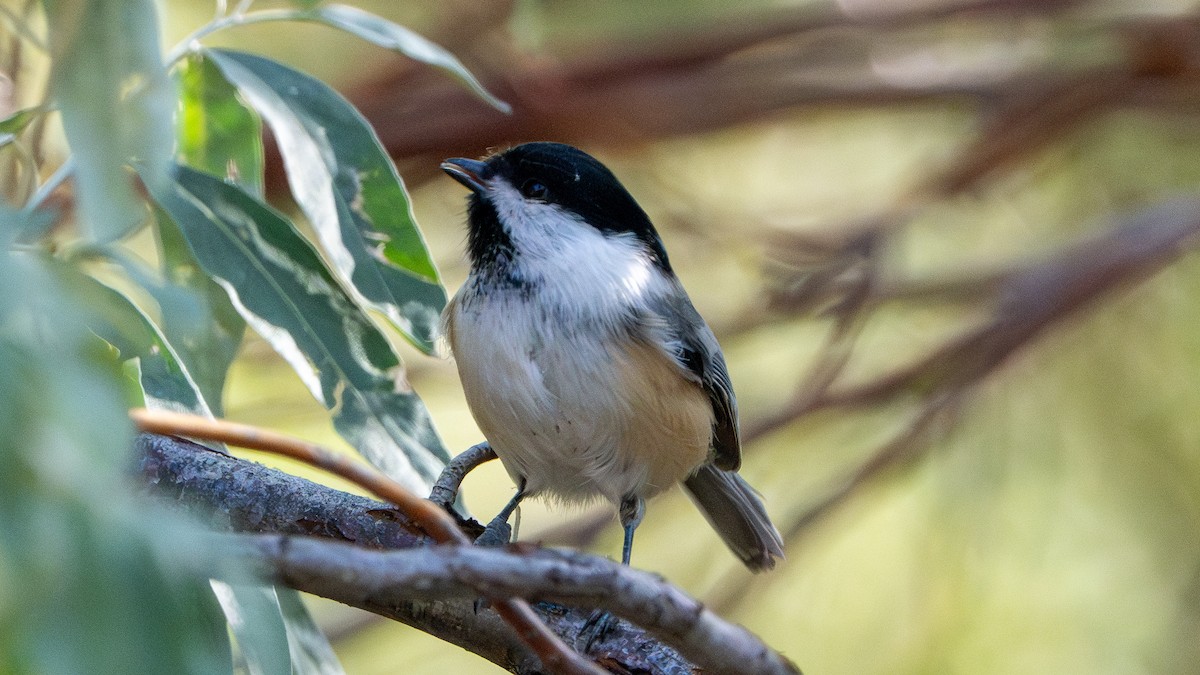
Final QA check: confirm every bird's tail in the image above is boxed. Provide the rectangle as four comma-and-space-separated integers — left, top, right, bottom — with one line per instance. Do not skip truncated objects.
683, 464, 785, 571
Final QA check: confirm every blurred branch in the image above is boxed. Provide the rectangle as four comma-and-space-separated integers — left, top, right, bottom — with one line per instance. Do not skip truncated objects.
555, 0, 1083, 85
712, 197, 1200, 615
709, 393, 962, 615
779, 393, 961, 541
734, 196, 1200, 556
308, 0, 1200, 188
136, 433, 800, 675
815, 196, 1200, 410
922, 12, 1200, 196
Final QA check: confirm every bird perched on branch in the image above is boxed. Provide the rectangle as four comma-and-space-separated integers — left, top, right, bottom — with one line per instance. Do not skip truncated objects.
442, 142, 784, 570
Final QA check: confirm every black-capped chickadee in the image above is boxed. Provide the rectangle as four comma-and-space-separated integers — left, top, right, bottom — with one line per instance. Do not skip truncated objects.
441, 142, 784, 571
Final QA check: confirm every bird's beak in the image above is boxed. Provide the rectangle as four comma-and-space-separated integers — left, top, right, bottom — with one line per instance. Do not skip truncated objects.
440, 158, 489, 194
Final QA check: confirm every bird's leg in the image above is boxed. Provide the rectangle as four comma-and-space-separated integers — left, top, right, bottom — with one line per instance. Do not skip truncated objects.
580, 493, 645, 651
618, 494, 645, 566
475, 479, 526, 547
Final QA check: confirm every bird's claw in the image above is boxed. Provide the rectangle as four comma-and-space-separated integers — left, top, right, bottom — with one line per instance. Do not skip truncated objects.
576, 609, 619, 652
473, 515, 513, 547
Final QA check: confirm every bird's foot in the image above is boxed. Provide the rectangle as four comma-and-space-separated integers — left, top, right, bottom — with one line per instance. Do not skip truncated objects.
576, 609, 619, 652
473, 514, 513, 547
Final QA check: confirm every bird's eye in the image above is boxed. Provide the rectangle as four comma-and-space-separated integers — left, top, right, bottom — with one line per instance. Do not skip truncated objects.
519, 179, 549, 201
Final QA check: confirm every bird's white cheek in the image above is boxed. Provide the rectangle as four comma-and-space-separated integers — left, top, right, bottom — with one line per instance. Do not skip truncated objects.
487, 180, 664, 296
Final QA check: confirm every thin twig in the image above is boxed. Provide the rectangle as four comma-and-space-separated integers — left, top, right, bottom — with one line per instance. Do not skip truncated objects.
789, 396, 959, 544
816, 197, 1200, 411
744, 232, 880, 443
165, 8, 302, 64
130, 409, 604, 675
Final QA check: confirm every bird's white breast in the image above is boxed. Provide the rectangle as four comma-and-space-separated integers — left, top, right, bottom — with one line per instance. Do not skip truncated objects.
444, 225, 712, 505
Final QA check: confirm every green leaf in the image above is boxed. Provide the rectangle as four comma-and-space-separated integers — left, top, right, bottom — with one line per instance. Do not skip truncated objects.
69, 235, 243, 416
0, 106, 46, 136
0, 252, 134, 479
123, 359, 149, 407
211, 583, 345, 675
209, 583, 346, 675
146, 163, 449, 490
81, 277, 211, 416
41, 0, 173, 241
276, 587, 346, 675
0, 251, 232, 675
173, 53, 265, 197
308, 4, 510, 113
22, 511, 234, 675
207, 49, 446, 353
210, 582, 294, 675
155, 207, 246, 416
0, 203, 56, 248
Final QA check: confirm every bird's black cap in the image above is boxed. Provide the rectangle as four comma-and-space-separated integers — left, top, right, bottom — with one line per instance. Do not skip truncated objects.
442, 142, 673, 274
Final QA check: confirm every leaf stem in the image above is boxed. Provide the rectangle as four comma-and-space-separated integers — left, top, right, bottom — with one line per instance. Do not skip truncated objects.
25, 157, 73, 212
166, 9, 305, 65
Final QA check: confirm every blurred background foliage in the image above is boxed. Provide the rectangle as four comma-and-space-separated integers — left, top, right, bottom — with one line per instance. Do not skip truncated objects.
5, 0, 1200, 673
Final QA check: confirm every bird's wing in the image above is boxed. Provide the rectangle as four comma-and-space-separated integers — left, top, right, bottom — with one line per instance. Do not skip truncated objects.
643, 290, 741, 471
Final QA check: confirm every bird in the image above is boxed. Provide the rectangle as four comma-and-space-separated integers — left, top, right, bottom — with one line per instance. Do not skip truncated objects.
440, 142, 784, 571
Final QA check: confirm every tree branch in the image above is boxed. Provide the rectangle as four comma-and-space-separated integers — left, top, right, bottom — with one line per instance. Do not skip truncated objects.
132, 412, 599, 675
319, 0, 1200, 190
136, 433, 426, 548
135, 433, 800, 675
227, 534, 799, 675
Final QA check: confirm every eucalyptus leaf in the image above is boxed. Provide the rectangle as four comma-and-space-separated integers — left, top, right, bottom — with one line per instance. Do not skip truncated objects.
309, 4, 510, 113
210, 582, 344, 675
155, 207, 246, 415
210, 582, 294, 675
0, 251, 232, 675
146, 163, 448, 490
86, 264, 324, 673
277, 587, 346, 675
41, 0, 173, 241
174, 53, 265, 197
207, 48, 446, 353
0, 106, 45, 136
81, 277, 210, 416
0, 204, 55, 256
